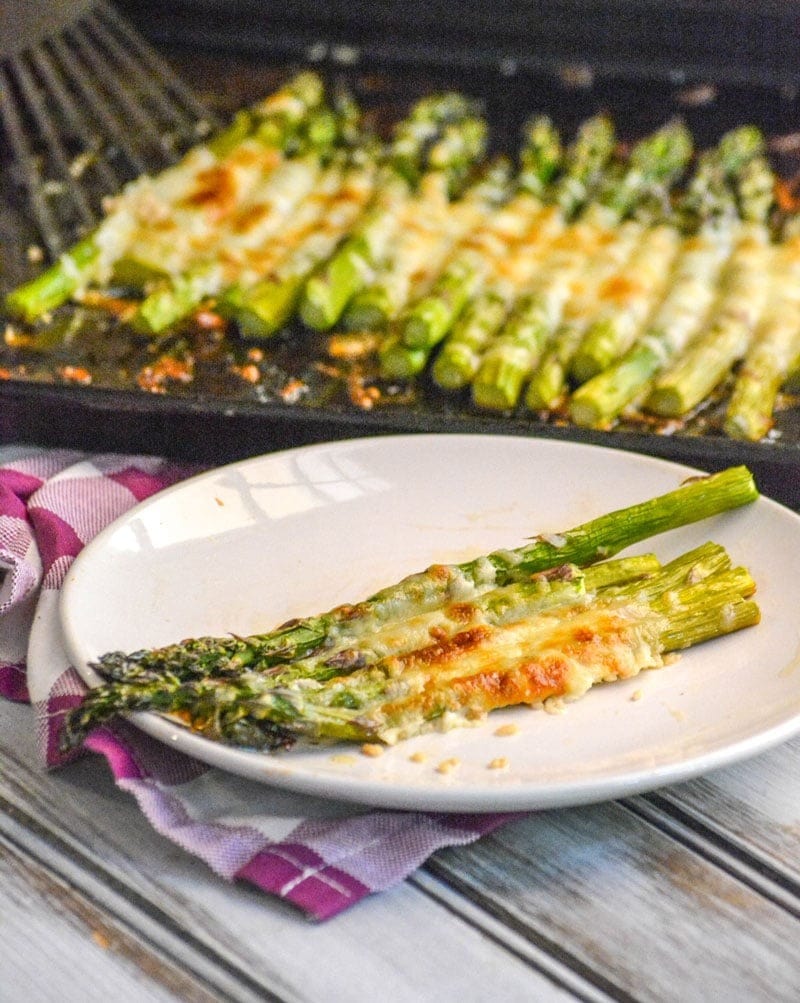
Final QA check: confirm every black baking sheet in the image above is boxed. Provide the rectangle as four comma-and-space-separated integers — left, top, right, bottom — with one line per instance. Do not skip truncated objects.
3, 33, 800, 507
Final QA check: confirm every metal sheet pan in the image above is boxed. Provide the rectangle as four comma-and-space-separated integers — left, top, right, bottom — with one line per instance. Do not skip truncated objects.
2, 40, 800, 507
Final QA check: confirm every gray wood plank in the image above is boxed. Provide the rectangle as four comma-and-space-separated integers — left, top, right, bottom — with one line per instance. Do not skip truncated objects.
0, 699, 571, 1003
0, 836, 220, 1003
427, 800, 800, 1003
645, 735, 800, 884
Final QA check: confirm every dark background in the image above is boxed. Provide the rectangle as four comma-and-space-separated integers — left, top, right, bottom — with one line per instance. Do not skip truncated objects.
115, 1, 800, 89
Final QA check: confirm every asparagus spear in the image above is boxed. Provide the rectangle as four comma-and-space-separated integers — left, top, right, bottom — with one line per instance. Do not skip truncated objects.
470, 286, 568, 409
644, 150, 777, 418
132, 98, 366, 333
60, 548, 715, 728
298, 92, 485, 331
646, 220, 774, 418
397, 116, 563, 353
517, 114, 564, 194
595, 119, 693, 218
383, 92, 484, 189
557, 123, 694, 383
533, 137, 765, 415
678, 125, 765, 232
569, 224, 682, 383
394, 115, 617, 382
80, 555, 661, 723
350, 558, 758, 746
547, 114, 616, 220
568, 126, 767, 427
421, 199, 568, 387
523, 220, 644, 410
600, 540, 731, 600
469, 219, 645, 410
61, 545, 758, 751
116, 94, 364, 291
4, 72, 327, 322
470, 120, 696, 410
376, 196, 566, 381
298, 177, 412, 331
257, 555, 657, 685
723, 233, 800, 439
430, 288, 515, 389
134, 155, 326, 334
345, 128, 494, 333
568, 231, 734, 427
218, 155, 378, 338
70, 467, 758, 693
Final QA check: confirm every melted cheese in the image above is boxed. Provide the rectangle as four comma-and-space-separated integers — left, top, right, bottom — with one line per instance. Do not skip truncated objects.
361, 599, 666, 742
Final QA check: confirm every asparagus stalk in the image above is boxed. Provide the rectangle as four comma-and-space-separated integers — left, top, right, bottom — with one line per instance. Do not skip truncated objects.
62, 546, 758, 751
644, 151, 776, 417
523, 220, 644, 410
595, 119, 693, 218
231, 72, 328, 152
525, 138, 765, 415
568, 232, 733, 427
341, 113, 489, 330
516, 114, 564, 197
82, 555, 661, 717
397, 116, 563, 352
69, 467, 758, 696
298, 92, 485, 331
734, 148, 777, 224
523, 320, 584, 411
218, 155, 378, 338
298, 176, 412, 331
723, 233, 800, 439
378, 198, 570, 382
384, 92, 485, 189
568, 126, 767, 427
57, 548, 707, 736
211, 157, 350, 316
430, 288, 514, 389
346, 135, 495, 333
397, 115, 617, 383
115, 96, 364, 290
470, 286, 568, 409
678, 125, 765, 232
133, 155, 326, 333
569, 224, 682, 383
646, 220, 774, 418
394, 185, 542, 356
4, 72, 327, 322
470, 218, 649, 410
469, 123, 692, 410
600, 540, 731, 600
548, 114, 616, 220
132, 97, 366, 333
475, 120, 692, 411
413, 200, 567, 385
559, 123, 695, 383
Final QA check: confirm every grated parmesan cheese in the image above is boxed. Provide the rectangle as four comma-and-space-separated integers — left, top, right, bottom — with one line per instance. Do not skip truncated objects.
436, 758, 460, 775
488, 757, 509, 770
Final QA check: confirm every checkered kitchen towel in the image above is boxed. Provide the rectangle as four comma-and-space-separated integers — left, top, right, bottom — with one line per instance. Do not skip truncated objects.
0, 446, 512, 920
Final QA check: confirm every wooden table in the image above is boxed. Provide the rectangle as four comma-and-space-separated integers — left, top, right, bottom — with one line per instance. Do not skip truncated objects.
3, 668, 800, 1001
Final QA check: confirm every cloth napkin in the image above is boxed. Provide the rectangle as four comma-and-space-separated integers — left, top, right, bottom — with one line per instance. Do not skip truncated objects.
0, 446, 512, 920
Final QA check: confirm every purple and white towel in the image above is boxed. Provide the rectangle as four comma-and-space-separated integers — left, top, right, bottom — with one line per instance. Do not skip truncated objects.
0, 446, 511, 920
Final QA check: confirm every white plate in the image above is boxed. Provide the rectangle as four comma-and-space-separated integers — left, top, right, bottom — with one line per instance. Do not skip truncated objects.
60, 434, 800, 812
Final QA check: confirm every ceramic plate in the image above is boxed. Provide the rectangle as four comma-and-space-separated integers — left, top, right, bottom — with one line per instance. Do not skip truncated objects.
60, 434, 800, 811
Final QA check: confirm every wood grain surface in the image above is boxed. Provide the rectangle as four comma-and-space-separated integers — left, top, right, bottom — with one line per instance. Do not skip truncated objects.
3, 691, 800, 1002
